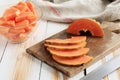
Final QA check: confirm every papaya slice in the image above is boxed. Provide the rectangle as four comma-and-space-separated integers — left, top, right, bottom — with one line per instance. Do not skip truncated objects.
45, 36, 86, 45
45, 42, 86, 50
15, 12, 37, 23
52, 55, 93, 66
3, 7, 20, 21
66, 18, 104, 37
47, 48, 89, 57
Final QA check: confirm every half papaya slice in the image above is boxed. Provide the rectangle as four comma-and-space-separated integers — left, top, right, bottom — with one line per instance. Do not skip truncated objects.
52, 55, 93, 66
45, 36, 86, 45
47, 48, 89, 57
45, 42, 86, 50
66, 18, 104, 37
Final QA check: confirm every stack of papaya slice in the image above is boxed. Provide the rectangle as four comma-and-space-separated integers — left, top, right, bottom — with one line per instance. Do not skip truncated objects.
0, 1, 37, 43
44, 36, 93, 66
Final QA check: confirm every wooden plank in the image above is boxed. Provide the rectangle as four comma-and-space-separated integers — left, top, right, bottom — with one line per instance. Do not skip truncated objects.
40, 21, 68, 80
26, 28, 120, 77
0, 20, 46, 80
67, 71, 84, 80
39, 21, 85, 80
102, 57, 109, 80
105, 54, 119, 80
113, 48, 120, 80
27, 20, 48, 80
86, 60, 102, 74
0, 36, 8, 62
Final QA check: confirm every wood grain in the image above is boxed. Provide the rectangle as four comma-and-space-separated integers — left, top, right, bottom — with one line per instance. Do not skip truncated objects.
26, 28, 120, 77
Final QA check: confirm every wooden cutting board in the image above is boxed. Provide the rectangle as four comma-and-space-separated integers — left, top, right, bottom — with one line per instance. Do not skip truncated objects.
26, 28, 120, 77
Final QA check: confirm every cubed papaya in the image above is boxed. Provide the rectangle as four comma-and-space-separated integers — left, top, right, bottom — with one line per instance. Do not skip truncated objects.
0, 17, 15, 27
15, 12, 37, 23
24, 25, 34, 33
9, 28, 25, 33
12, 5, 27, 13
17, 2, 31, 12
3, 7, 20, 21
15, 20, 29, 28
5, 32, 28, 43
1, 20, 15, 27
0, 26, 9, 34
26, 2, 37, 16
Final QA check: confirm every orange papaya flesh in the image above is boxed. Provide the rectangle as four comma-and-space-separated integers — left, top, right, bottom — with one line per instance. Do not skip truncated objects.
17, 32, 28, 41
12, 5, 27, 13
45, 41, 86, 50
0, 17, 4, 24
5, 33, 19, 40
0, 18, 15, 27
17, 2, 31, 12
9, 28, 25, 33
24, 25, 34, 33
3, 7, 20, 21
52, 55, 93, 66
15, 20, 29, 28
47, 48, 89, 57
17, 2, 27, 6
5, 32, 28, 43
15, 12, 37, 23
0, 27, 9, 34
45, 36, 86, 45
1, 21, 15, 27
66, 18, 104, 37
26, 2, 37, 16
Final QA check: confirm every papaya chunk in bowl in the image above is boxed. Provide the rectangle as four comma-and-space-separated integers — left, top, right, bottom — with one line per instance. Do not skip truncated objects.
0, 1, 38, 43
66, 18, 104, 37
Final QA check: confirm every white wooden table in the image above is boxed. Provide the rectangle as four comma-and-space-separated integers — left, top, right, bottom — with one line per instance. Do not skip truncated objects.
0, 0, 120, 80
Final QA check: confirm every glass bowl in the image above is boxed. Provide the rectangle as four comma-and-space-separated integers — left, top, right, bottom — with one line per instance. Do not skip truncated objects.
0, 2, 40, 43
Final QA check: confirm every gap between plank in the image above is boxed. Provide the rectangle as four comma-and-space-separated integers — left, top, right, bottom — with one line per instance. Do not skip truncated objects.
0, 41, 8, 63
